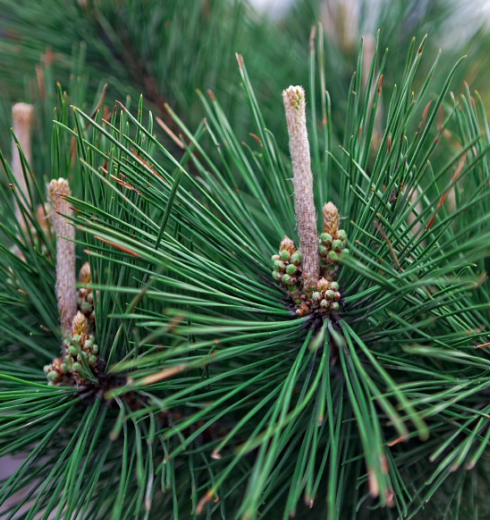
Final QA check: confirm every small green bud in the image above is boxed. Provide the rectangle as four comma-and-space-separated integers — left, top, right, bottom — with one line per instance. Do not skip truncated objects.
81, 301, 93, 313
72, 362, 82, 373
72, 334, 81, 345
341, 248, 349, 256
332, 239, 344, 251
331, 302, 340, 311
280, 249, 290, 261
60, 363, 68, 373
320, 299, 329, 308
47, 371, 59, 381
68, 346, 78, 356
272, 270, 281, 281
271, 254, 280, 262
87, 293, 94, 304
291, 251, 302, 265
43, 365, 51, 374
286, 264, 297, 275
312, 292, 321, 300
274, 260, 286, 271
319, 244, 328, 256
282, 274, 291, 284
328, 250, 338, 262
320, 232, 333, 244
89, 355, 98, 365
337, 229, 347, 241
330, 281, 339, 290
92, 344, 99, 354
325, 289, 336, 300
85, 339, 93, 349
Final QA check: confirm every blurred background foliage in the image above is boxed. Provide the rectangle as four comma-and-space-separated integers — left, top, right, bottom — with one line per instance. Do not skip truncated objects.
1, 0, 489, 176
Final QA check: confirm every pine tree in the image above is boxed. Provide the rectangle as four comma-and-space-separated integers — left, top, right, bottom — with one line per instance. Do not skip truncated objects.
2, 2, 490, 519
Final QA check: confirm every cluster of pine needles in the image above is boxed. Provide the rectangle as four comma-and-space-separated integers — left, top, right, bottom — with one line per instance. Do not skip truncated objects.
1, 20, 490, 520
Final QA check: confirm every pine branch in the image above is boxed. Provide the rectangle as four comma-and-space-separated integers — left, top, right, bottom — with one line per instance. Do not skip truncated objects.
2, 12, 490, 520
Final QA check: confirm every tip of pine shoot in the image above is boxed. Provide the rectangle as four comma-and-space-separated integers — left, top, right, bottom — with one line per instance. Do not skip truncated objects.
12, 102, 34, 124
322, 202, 339, 235
282, 86, 304, 111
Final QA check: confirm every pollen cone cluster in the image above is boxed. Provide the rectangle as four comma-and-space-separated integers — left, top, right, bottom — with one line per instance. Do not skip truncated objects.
271, 201, 348, 318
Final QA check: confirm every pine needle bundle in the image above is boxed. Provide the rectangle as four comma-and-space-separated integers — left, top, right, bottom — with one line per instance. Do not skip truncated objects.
1, 23, 490, 520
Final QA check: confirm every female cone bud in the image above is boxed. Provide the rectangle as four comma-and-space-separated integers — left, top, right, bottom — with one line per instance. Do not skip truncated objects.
317, 277, 329, 291
322, 202, 339, 236
79, 262, 91, 284
280, 236, 296, 255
